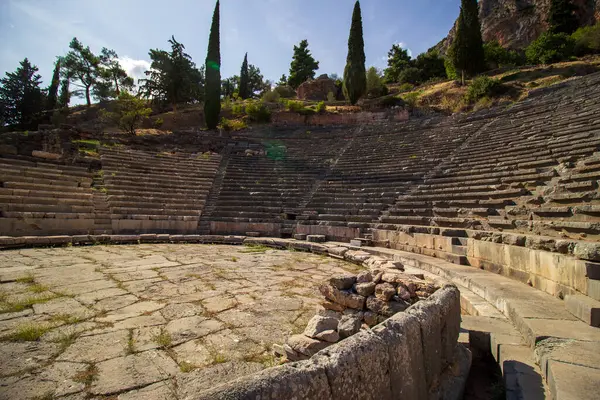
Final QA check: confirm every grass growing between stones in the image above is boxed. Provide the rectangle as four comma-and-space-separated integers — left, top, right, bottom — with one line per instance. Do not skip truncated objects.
73, 363, 98, 387
153, 328, 173, 349
179, 361, 198, 373
15, 274, 35, 284
0, 292, 59, 314
1, 322, 52, 342
54, 332, 79, 353
48, 313, 84, 325
126, 329, 135, 354
241, 244, 271, 253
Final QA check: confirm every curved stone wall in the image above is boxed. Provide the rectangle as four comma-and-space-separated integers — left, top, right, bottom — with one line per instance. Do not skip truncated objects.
197, 285, 468, 400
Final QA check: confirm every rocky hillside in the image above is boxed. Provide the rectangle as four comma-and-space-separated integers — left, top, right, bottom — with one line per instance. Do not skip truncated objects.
437, 0, 600, 52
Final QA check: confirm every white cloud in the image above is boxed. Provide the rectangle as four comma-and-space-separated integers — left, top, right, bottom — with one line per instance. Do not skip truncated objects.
395, 42, 413, 58
118, 57, 151, 83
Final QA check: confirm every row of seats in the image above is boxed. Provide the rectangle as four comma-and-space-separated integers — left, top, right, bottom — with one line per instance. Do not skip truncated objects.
0, 156, 96, 235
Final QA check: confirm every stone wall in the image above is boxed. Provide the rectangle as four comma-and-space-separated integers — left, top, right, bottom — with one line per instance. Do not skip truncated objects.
372, 228, 600, 301
272, 108, 409, 127
196, 284, 470, 400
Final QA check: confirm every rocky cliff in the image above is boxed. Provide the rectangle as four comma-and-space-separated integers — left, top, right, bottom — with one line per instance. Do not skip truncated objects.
437, 0, 600, 52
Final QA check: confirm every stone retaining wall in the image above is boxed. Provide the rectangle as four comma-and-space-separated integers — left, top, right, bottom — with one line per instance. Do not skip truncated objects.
372, 228, 600, 301
197, 285, 470, 400
272, 108, 409, 127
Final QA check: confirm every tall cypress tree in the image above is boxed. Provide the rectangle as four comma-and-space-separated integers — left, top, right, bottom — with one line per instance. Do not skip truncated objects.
548, 0, 578, 34
449, 0, 485, 84
239, 53, 249, 99
46, 58, 61, 111
204, 0, 221, 129
343, 1, 367, 105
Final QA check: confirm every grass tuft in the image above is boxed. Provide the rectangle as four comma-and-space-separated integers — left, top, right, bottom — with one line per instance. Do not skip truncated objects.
152, 328, 172, 349
2, 323, 51, 342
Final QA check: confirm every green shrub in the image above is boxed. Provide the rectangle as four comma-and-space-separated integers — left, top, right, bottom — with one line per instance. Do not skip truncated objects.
572, 22, 600, 55
402, 92, 420, 109
366, 67, 388, 98
231, 103, 245, 116
245, 101, 271, 123
484, 41, 523, 68
398, 67, 423, 85
154, 118, 164, 128
218, 117, 247, 131
99, 92, 152, 135
444, 58, 458, 80
466, 76, 504, 102
273, 85, 296, 99
316, 101, 326, 113
526, 32, 576, 64
327, 91, 335, 102
285, 100, 305, 112
261, 90, 281, 103
397, 83, 415, 93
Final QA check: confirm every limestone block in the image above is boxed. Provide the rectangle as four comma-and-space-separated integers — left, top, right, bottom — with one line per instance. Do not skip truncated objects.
337, 314, 361, 339
314, 330, 339, 343
375, 283, 396, 301
564, 294, 600, 327
356, 271, 373, 283
406, 296, 444, 389
307, 234, 326, 243
287, 334, 331, 357
355, 282, 376, 297
303, 316, 339, 338
429, 285, 462, 366
313, 331, 393, 400
329, 274, 356, 290
574, 242, 600, 262
195, 361, 333, 400
319, 284, 365, 310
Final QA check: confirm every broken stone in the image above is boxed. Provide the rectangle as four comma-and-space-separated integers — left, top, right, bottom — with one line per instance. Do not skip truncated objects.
303, 315, 339, 338
355, 282, 376, 297
375, 283, 396, 301
574, 242, 600, 261
366, 296, 409, 317
363, 311, 379, 327
321, 299, 346, 312
329, 274, 356, 290
287, 334, 331, 357
338, 314, 362, 339
397, 285, 412, 301
356, 270, 373, 283
314, 329, 339, 342
319, 284, 365, 310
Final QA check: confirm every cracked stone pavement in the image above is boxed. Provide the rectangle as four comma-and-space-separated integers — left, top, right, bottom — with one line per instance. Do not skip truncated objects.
0, 244, 363, 399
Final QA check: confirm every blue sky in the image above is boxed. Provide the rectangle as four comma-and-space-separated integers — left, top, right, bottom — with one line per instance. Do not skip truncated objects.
1, 0, 460, 89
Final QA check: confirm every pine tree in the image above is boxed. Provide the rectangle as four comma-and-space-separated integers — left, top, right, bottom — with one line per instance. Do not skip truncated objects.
46, 58, 61, 111
288, 40, 319, 89
449, 0, 485, 84
277, 74, 288, 86
343, 1, 367, 105
239, 53, 249, 99
63, 37, 100, 106
0, 58, 46, 129
548, 0, 578, 34
204, 0, 221, 129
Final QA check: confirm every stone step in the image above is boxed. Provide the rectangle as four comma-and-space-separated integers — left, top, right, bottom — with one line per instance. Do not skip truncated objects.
564, 294, 600, 327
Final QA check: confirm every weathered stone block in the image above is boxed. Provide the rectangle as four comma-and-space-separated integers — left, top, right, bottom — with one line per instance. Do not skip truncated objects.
564, 294, 600, 327
372, 312, 427, 399
375, 282, 396, 301
337, 314, 361, 339
406, 296, 444, 389
287, 334, 331, 357
307, 234, 326, 243
329, 274, 356, 290
355, 282, 376, 297
303, 316, 339, 338
319, 284, 365, 310
314, 331, 393, 400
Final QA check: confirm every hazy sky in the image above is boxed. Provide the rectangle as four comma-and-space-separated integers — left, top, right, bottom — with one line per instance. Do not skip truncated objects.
0, 0, 460, 89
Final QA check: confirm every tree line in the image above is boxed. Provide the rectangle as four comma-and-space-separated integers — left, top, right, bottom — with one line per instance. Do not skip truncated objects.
1, 0, 597, 131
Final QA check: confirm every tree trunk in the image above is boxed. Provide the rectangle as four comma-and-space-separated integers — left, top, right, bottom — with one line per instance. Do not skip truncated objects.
461, 70, 465, 86
85, 86, 91, 106
114, 77, 120, 96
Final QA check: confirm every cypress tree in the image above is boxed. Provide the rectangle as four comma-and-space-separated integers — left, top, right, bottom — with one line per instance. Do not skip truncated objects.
204, 0, 221, 129
46, 58, 61, 111
239, 53, 249, 99
548, 0, 578, 34
343, 1, 367, 105
449, 0, 485, 84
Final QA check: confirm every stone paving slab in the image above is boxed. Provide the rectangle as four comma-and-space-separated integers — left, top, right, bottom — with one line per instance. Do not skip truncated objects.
0, 244, 362, 399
